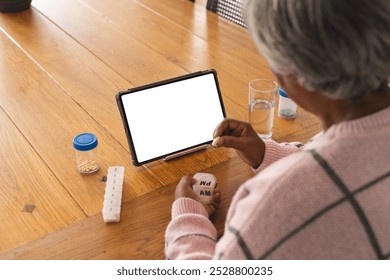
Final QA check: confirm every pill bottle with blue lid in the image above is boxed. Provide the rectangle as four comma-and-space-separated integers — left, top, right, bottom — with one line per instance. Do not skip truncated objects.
278, 87, 297, 119
73, 133, 99, 174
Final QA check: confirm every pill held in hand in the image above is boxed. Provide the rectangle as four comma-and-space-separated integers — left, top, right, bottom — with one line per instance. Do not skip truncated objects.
211, 137, 223, 147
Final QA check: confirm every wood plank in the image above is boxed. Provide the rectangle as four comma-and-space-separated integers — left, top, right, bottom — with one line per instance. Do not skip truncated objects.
0, 157, 253, 259
0, 107, 86, 252
0, 30, 162, 217
32, 0, 186, 86
80, 0, 267, 109
0, 6, 239, 186
136, 0, 265, 71
31, 0, 249, 119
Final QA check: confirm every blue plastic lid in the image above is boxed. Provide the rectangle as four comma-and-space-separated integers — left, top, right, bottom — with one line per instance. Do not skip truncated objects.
73, 133, 98, 151
279, 87, 289, 98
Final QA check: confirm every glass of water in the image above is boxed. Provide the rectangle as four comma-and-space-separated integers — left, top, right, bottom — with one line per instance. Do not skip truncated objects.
248, 79, 278, 139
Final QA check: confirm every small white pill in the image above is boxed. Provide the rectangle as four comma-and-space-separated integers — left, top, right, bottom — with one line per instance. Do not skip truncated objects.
211, 137, 223, 147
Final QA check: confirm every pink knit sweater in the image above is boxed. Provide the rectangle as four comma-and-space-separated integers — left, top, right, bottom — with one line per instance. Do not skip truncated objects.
165, 106, 390, 259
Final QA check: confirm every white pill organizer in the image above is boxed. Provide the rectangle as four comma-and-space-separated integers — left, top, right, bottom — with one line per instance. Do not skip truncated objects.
102, 166, 124, 223
193, 172, 217, 204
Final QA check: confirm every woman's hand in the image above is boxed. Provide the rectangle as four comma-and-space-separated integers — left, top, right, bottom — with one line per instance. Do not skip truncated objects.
175, 176, 221, 217
213, 118, 266, 169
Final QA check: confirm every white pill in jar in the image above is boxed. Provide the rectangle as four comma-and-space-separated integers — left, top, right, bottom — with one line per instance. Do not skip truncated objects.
278, 88, 297, 119
73, 133, 100, 174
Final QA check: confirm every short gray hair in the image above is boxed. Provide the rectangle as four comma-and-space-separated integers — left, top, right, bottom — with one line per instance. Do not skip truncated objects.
245, 0, 390, 99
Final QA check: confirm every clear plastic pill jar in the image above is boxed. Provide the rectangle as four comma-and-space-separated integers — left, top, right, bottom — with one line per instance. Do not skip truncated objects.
73, 133, 99, 174
278, 87, 297, 119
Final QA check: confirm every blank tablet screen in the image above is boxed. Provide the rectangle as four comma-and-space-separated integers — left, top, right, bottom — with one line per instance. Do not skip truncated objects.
116, 70, 226, 166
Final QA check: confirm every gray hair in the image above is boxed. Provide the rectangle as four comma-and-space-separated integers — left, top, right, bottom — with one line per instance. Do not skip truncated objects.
244, 0, 390, 99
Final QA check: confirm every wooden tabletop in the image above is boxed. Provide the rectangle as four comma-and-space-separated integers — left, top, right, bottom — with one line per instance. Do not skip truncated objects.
0, 0, 321, 259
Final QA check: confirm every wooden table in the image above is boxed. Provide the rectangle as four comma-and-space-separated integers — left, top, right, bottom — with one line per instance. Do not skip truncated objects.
0, 0, 321, 259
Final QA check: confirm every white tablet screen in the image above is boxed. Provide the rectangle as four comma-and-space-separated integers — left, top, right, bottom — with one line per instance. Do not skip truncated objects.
117, 70, 225, 165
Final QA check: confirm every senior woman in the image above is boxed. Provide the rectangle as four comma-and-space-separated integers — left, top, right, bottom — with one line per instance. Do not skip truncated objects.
165, 0, 390, 259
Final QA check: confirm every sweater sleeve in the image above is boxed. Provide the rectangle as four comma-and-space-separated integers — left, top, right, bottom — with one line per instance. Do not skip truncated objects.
254, 140, 304, 173
165, 197, 218, 260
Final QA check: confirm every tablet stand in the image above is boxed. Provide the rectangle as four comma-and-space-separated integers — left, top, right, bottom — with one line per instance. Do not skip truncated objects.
163, 144, 209, 161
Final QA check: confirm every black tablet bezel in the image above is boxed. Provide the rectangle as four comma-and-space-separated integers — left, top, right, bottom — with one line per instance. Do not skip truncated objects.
116, 69, 226, 166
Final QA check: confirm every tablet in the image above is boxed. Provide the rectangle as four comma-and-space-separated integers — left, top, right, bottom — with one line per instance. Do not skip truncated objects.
116, 69, 226, 166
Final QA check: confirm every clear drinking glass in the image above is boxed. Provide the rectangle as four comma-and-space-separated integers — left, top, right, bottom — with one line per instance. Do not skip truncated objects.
248, 79, 278, 139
